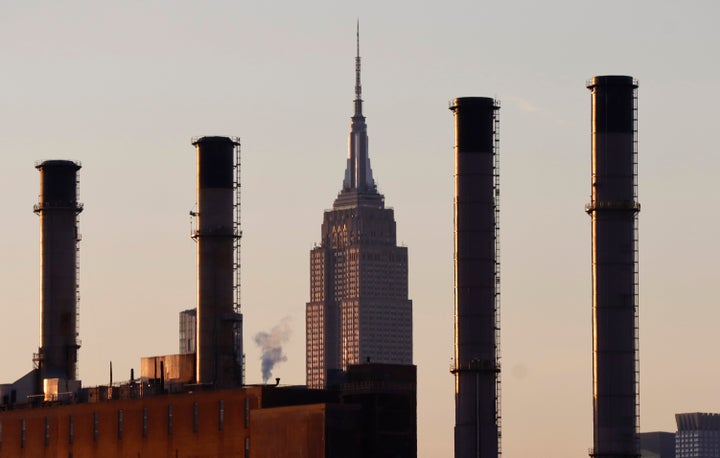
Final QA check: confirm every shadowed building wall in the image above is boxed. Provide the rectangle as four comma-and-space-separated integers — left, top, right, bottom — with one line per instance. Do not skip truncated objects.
340, 363, 417, 457
250, 403, 362, 458
639, 431, 675, 458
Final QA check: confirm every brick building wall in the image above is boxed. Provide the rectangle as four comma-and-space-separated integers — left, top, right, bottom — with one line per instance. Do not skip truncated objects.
0, 387, 261, 457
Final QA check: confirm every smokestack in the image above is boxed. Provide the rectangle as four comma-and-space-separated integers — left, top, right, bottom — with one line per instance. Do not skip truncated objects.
585, 75, 640, 458
192, 136, 242, 387
34, 160, 82, 382
449, 97, 501, 458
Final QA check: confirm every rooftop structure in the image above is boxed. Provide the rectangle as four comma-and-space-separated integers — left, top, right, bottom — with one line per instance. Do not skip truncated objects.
676, 413, 720, 458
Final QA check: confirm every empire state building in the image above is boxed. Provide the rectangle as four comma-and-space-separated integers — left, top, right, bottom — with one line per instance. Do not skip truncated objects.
306, 29, 412, 389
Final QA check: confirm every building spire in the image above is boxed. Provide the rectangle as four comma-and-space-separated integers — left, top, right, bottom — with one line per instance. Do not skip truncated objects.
354, 19, 363, 116
336, 21, 380, 208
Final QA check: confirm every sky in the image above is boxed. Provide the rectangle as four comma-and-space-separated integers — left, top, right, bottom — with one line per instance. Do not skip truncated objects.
1, 1, 719, 457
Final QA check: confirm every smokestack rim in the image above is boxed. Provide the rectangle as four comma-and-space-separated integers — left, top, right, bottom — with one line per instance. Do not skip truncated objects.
35, 159, 81, 171
448, 96, 499, 112
586, 75, 638, 89
191, 136, 240, 146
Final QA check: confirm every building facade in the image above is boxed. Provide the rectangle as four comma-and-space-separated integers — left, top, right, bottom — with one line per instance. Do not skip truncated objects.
0, 373, 416, 458
0, 387, 257, 457
179, 308, 196, 354
676, 413, 720, 458
306, 30, 412, 389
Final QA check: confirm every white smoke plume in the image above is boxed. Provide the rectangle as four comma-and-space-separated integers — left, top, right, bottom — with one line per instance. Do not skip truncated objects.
254, 317, 291, 383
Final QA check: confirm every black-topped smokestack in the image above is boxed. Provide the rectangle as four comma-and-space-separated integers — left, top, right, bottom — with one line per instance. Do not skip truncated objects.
585, 75, 640, 458
192, 136, 242, 387
34, 160, 83, 381
449, 97, 501, 458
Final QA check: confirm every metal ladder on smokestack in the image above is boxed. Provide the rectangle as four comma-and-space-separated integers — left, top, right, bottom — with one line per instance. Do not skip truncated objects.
632, 82, 640, 445
493, 99, 502, 456
75, 172, 83, 377
232, 139, 245, 385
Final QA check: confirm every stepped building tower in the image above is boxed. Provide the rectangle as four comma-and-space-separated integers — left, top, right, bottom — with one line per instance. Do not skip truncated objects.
306, 27, 412, 389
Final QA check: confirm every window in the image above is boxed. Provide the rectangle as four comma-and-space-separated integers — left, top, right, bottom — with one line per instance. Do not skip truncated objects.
117, 410, 123, 440
218, 400, 225, 431
167, 405, 173, 435
244, 398, 250, 428
142, 408, 148, 438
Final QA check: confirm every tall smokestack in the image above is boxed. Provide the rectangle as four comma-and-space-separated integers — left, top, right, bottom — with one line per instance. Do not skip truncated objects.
34, 160, 83, 381
449, 97, 501, 458
585, 75, 640, 458
192, 136, 242, 387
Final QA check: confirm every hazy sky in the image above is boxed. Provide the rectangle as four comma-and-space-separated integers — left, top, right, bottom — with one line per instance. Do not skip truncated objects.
1, 2, 719, 457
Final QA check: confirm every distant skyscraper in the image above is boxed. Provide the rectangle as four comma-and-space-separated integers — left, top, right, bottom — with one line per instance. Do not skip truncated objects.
178, 307, 243, 383
676, 413, 720, 458
306, 27, 412, 389
179, 308, 197, 354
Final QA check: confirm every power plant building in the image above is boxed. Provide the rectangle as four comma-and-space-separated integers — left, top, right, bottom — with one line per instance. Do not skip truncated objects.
0, 365, 415, 458
0, 140, 417, 457
306, 30, 412, 389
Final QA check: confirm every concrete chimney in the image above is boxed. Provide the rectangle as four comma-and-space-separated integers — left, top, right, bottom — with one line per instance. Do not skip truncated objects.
192, 136, 242, 387
34, 160, 83, 381
585, 75, 640, 458
449, 97, 501, 458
